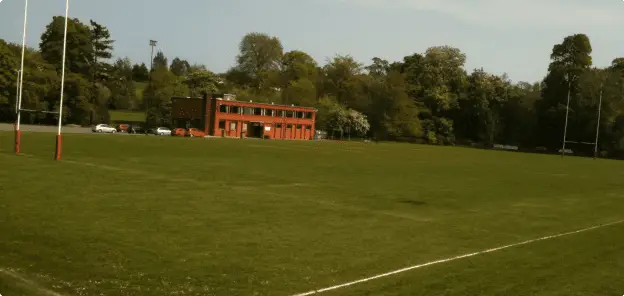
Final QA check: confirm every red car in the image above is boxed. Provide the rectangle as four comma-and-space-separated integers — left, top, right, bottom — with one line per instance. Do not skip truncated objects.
172, 128, 187, 137
186, 128, 206, 138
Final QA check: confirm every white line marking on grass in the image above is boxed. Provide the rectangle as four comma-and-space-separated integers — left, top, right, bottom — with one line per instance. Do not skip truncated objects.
290, 219, 624, 296
0, 268, 66, 296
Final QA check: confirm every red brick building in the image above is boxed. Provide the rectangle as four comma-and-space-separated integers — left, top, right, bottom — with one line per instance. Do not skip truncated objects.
171, 93, 317, 140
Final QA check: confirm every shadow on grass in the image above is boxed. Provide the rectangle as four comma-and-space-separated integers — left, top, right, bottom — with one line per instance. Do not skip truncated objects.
398, 199, 427, 206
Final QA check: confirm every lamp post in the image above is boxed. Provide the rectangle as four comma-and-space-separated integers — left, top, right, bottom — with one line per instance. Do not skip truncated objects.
147, 40, 157, 126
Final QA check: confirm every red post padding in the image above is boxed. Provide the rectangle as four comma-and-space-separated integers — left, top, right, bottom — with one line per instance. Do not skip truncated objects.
55, 134, 62, 160
14, 129, 21, 155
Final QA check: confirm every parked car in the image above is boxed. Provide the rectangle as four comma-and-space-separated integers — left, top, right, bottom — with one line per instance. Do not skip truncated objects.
152, 127, 172, 136
92, 124, 116, 133
128, 125, 146, 134
186, 128, 206, 138
116, 124, 129, 133
172, 128, 187, 137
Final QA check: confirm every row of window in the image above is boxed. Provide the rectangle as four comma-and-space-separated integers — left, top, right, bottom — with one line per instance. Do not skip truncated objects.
217, 120, 312, 131
218, 105, 314, 119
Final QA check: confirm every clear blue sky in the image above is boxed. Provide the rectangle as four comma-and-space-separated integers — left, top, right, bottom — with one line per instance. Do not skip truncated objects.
1, 0, 623, 82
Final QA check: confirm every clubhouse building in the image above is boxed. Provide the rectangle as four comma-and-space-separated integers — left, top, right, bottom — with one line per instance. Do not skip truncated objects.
171, 93, 317, 140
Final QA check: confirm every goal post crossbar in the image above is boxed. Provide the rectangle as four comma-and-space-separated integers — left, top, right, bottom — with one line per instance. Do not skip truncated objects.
19, 108, 60, 114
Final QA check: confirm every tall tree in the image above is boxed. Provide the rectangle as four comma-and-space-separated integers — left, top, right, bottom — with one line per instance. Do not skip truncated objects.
366, 57, 390, 78
143, 68, 188, 126
400, 46, 468, 144
170, 57, 190, 76
89, 20, 114, 79
281, 50, 318, 83
1, 40, 59, 124
153, 51, 168, 70
88, 20, 114, 124
282, 78, 316, 107
40, 16, 93, 75
457, 69, 510, 144
537, 34, 593, 149
322, 55, 367, 109
108, 57, 137, 110
235, 32, 283, 89
280, 50, 318, 106
132, 63, 149, 82
368, 70, 422, 141
184, 70, 218, 97
0, 40, 18, 119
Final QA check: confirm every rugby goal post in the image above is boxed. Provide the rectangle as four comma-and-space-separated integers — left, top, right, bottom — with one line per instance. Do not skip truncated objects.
14, 0, 69, 161
561, 76, 604, 159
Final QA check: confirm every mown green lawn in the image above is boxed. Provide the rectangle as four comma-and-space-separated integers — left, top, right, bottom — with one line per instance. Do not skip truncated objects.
1, 132, 623, 296
109, 110, 145, 123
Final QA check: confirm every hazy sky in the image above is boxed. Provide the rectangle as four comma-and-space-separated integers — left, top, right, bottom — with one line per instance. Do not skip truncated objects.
1, 0, 623, 82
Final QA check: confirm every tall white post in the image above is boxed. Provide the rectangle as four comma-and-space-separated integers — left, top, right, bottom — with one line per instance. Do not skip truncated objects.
15, 0, 28, 154
17, 0, 28, 129
561, 78, 572, 157
15, 70, 20, 113
594, 85, 604, 159
55, 0, 70, 160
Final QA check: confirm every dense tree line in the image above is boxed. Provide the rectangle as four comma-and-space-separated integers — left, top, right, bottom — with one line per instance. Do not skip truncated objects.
2, 17, 624, 156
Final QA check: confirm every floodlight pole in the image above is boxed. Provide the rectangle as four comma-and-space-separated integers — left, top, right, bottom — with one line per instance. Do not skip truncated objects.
147, 40, 157, 126
55, 0, 69, 161
561, 77, 572, 158
15, 0, 28, 155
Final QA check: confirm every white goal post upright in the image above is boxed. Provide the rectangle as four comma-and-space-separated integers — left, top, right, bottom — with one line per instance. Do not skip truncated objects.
14, 0, 28, 155
593, 86, 603, 159
561, 73, 605, 159
55, 0, 70, 161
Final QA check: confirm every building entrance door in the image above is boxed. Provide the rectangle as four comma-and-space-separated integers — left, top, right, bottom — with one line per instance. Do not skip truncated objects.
249, 122, 264, 138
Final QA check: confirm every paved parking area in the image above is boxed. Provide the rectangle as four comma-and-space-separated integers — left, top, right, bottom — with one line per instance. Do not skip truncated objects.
0, 123, 92, 134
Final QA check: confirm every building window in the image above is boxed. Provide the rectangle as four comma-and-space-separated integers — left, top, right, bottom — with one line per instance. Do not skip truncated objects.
277, 110, 285, 117
219, 105, 228, 113
287, 124, 292, 129
286, 110, 294, 118
253, 108, 262, 115
218, 120, 226, 129
264, 109, 274, 117
230, 122, 237, 131
305, 112, 313, 119
230, 106, 241, 114
244, 107, 254, 115
276, 123, 282, 128
297, 124, 302, 130
242, 123, 248, 131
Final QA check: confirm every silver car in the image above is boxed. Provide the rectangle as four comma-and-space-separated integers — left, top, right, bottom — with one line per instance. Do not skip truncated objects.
152, 127, 172, 136
92, 124, 116, 133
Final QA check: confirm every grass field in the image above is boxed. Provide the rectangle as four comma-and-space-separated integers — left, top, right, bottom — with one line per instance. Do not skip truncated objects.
1, 132, 623, 296
135, 81, 148, 101
109, 110, 146, 123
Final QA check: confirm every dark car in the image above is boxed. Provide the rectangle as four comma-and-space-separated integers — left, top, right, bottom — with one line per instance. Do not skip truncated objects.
127, 125, 147, 134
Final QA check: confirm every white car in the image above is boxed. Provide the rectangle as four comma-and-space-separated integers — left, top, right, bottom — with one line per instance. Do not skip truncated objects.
92, 124, 116, 133
152, 127, 171, 136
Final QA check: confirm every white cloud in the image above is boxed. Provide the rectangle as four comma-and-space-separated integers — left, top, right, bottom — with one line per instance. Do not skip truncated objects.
338, 0, 624, 27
